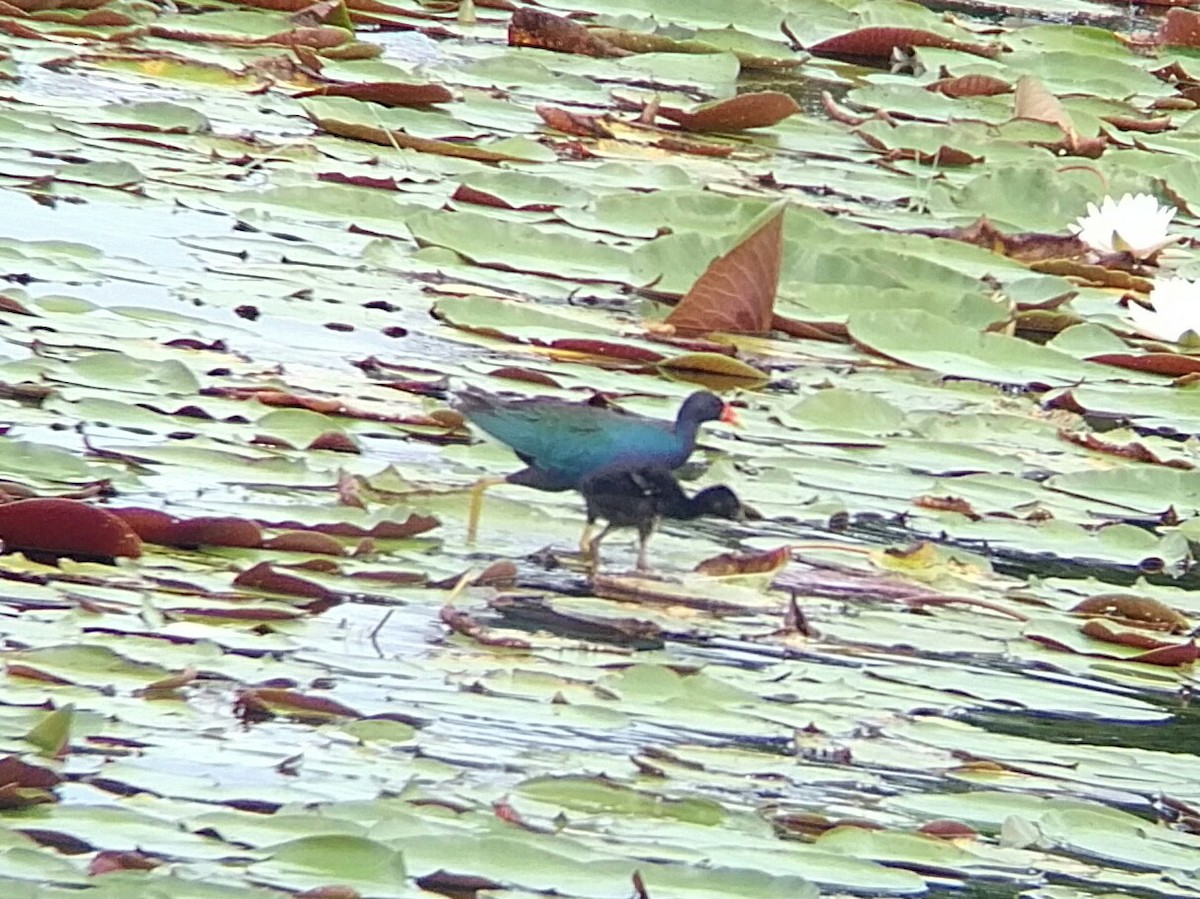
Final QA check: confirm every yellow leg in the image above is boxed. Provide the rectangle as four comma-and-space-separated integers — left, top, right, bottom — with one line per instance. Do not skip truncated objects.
466, 476, 506, 544
578, 521, 595, 556
586, 525, 612, 576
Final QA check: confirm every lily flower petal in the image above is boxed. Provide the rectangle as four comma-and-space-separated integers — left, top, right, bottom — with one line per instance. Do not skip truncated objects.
1125, 277, 1200, 342
1070, 192, 1177, 260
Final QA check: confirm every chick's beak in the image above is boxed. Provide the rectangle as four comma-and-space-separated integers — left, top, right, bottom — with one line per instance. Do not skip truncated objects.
720, 404, 742, 427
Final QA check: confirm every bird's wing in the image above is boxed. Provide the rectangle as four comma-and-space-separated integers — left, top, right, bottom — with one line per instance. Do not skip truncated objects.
465, 398, 676, 478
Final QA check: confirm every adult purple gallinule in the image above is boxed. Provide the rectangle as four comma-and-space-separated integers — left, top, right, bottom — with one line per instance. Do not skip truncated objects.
579, 467, 746, 571
454, 387, 739, 542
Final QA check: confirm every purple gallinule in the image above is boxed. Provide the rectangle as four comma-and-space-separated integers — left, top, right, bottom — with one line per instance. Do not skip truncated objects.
454, 387, 739, 542
579, 467, 746, 571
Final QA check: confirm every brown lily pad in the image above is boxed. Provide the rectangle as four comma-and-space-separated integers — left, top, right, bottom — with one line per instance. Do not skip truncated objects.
0, 498, 142, 559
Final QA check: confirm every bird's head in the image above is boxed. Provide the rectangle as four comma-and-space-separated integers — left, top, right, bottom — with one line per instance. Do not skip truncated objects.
680, 392, 741, 428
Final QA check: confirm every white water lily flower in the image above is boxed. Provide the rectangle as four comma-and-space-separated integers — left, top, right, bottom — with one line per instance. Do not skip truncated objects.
1126, 276, 1200, 342
1070, 192, 1177, 259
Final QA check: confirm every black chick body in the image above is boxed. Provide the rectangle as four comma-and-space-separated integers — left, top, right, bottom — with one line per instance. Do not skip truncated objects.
579, 467, 744, 571
453, 387, 737, 542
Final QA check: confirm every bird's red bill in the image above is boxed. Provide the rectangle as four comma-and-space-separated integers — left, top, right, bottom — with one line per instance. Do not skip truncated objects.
720, 404, 741, 426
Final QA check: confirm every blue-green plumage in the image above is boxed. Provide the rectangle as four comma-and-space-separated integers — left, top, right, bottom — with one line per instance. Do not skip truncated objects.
454, 388, 734, 491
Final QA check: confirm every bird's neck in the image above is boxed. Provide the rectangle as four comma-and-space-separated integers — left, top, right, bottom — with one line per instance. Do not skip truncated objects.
672, 414, 701, 446
672, 490, 717, 520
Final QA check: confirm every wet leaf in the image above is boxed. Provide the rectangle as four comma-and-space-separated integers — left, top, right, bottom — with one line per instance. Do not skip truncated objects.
658, 92, 799, 132
1071, 594, 1190, 632
0, 498, 142, 559
664, 201, 783, 334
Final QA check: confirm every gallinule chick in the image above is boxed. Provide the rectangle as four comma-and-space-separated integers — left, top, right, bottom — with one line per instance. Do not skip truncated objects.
579, 467, 746, 572
454, 387, 739, 542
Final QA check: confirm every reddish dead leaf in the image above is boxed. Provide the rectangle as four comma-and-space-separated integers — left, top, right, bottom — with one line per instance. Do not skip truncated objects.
1131, 640, 1198, 666
485, 366, 565, 387
881, 143, 982, 166
262, 530, 346, 555
658, 91, 799, 132
295, 81, 452, 106
535, 105, 612, 138
307, 431, 360, 453
507, 7, 626, 57
0, 498, 141, 559
165, 516, 263, 549
807, 27, 999, 61
89, 850, 161, 876
1102, 115, 1172, 134
5, 664, 73, 685
0, 756, 62, 791
235, 687, 361, 722
1161, 8, 1200, 46
927, 74, 1011, 98
415, 871, 504, 899
297, 887, 362, 899
234, 562, 337, 602
919, 820, 978, 839
1082, 619, 1186, 650
914, 495, 981, 519
1058, 429, 1193, 470
292, 557, 340, 573
108, 507, 179, 544
111, 509, 263, 548
546, 339, 665, 364
1030, 629, 1197, 666
364, 515, 440, 539
665, 203, 783, 335
694, 545, 790, 577
204, 387, 342, 413
262, 514, 439, 540
0, 293, 36, 315
0, 19, 47, 39
1088, 352, 1200, 377
451, 184, 555, 213
1073, 594, 1190, 633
